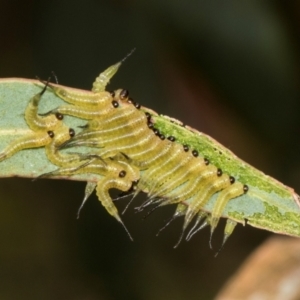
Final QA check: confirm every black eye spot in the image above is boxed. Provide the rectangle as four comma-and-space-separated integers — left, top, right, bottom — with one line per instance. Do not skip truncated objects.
47, 131, 54, 138
159, 134, 165, 140
192, 150, 199, 157
110, 91, 115, 97
217, 168, 222, 176
119, 170, 126, 178
145, 112, 151, 120
112, 100, 119, 108
153, 129, 160, 136
167, 136, 176, 142
55, 113, 63, 120
204, 158, 209, 165
183, 145, 189, 152
243, 185, 249, 193
120, 89, 129, 100
148, 122, 154, 129
69, 128, 75, 137
135, 103, 141, 109
229, 176, 235, 184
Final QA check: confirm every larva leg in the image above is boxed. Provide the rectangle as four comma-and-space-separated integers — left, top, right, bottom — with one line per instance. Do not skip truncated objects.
25, 82, 63, 131
0, 131, 54, 162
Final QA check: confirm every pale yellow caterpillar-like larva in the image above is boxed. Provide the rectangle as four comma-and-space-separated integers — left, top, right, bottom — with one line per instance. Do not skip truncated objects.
40, 157, 140, 240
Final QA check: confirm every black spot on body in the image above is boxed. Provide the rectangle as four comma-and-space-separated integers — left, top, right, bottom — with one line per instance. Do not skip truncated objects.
183, 145, 189, 152
112, 100, 119, 108
167, 136, 176, 142
154, 129, 160, 136
120, 89, 129, 100
47, 131, 54, 138
217, 169, 222, 176
192, 150, 199, 157
55, 113, 63, 120
69, 128, 75, 137
119, 170, 126, 178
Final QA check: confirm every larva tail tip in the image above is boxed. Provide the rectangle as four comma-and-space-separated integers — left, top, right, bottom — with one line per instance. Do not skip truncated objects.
142, 202, 161, 220
173, 229, 185, 249
116, 216, 133, 241
121, 195, 135, 215
120, 48, 136, 64
209, 232, 214, 250
156, 215, 177, 237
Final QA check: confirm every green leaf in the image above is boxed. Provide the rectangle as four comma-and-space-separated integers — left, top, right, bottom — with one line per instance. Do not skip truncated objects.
1, 78, 300, 239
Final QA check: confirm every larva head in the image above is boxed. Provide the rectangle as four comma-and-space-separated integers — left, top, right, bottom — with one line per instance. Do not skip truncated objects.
114, 89, 129, 102
105, 159, 139, 185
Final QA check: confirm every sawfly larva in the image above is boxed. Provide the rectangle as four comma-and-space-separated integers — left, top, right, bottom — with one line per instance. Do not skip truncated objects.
0, 50, 299, 251
40, 156, 140, 240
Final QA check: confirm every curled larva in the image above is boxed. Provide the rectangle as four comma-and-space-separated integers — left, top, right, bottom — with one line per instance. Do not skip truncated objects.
39, 157, 140, 239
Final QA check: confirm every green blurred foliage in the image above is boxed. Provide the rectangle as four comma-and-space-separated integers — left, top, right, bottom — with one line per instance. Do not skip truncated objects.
0, 1, 299, 299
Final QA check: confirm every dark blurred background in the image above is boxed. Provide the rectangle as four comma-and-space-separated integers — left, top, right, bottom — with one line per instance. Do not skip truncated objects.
0, 1, 300, 299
